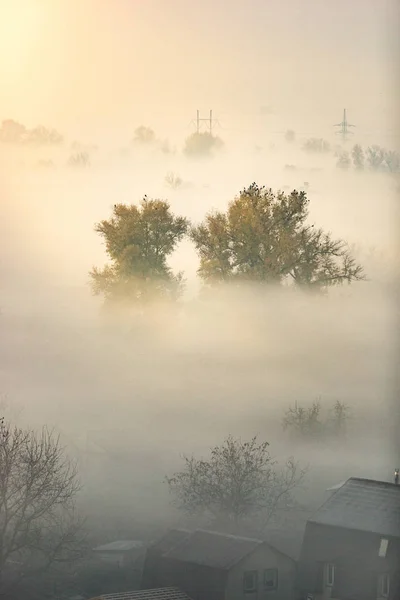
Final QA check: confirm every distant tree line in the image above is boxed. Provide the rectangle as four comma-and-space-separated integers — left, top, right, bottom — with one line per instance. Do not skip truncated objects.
0, 119, 63, 145
89, 184, 365, 313
336, 144, 400, 172
282, 399, 351, 442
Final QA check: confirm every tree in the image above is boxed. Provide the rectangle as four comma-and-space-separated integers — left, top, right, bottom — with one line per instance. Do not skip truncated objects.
0, 419, 85, 596
0, 119, 27, 143
164, 171, 183, 190
166, 435, 307, 529
328, 400, 350, 439
384, 150, 400, 173
336, 151, 351, 169
285, 130, 296, 143
133, 126, 155, 144
68, 151, 90, 168
282, 400, 324, 440
366, 145, 385, 170
303, 138, 331, 153
190, 184, 364, 290
351, 144, 365, 170
25, 125, 63, 145
183, 132, 223, 158
90, 199, 189, 308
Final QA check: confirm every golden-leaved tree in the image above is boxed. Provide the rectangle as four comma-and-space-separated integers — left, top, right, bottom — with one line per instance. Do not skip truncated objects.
190, 183, 364, 290
90, 198, 189, 309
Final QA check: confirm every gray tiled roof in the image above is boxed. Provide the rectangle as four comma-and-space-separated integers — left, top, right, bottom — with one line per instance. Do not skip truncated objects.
91, 588, 192, 600
148, 529, 191, 555
163, 529, 263, 569
309, 478, 400, 537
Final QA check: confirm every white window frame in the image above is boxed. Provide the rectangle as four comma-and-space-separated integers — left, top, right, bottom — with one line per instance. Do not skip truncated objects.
378, 573, 390, 598
378, 538, 389, 558
324, 562, 335, 588
243, 570, 258, 593
264, 568, 278, 591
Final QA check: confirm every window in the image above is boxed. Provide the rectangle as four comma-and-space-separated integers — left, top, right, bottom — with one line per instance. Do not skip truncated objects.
378, 573, 390, 598
378, 538, 389, 558
324, 563, 335, 587
264, 568, 278, 591
243, 570, 258, 593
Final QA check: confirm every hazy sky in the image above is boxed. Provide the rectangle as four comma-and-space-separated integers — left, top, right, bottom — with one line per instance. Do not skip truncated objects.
0, 0, 398, 137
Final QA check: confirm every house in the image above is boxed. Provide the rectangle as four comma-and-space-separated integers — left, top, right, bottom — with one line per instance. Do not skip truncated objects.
89, 588, 192, 600
93, 541, 146, 569
297, 477, 400, 600
141, 528, 298, 600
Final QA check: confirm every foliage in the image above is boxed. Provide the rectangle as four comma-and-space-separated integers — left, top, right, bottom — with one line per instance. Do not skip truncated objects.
336, 151, 351, 169
351, 144, 365, 170
24, 125, 63, 145
303, 138, 331, 153
164, 171, 183, 190
285, 130, 296, 143
282, 399, 351, 441
90, 199, 189, 308
68, 151, 90, 168
166, 435, 307, 528
0, 120, 63, 145
384, 149, 400, 173
133, 126, 156, 144
0, 419, 85, 596
0, 119, 27, 143
190, 183, 365, 290
183, 131, 223, 158
366, 145, 386, 171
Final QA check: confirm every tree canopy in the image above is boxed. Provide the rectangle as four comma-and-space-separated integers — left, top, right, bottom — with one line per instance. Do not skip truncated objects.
166, 435, 306, 530
90, 198, 189, 308
190, 183, 364, 290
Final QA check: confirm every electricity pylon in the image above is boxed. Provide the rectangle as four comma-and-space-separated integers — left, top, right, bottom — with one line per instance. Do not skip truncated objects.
334, 109, 355, 143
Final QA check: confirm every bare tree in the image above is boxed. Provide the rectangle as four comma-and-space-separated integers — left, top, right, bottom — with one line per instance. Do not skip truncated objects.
166, 435, 307, 530
282, 400, 324, 439
0, 419, 85, 596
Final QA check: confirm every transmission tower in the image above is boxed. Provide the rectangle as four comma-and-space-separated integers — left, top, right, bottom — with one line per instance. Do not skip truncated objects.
191, 110, 219, 135
334, 109, 355, 142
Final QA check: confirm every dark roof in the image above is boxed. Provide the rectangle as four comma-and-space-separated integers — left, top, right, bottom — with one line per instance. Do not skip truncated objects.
91, 588, 192, 600
264, 527, 305, 561
148, 529, 191, 555
309, 477, 400, 538
163, 529, 263, 570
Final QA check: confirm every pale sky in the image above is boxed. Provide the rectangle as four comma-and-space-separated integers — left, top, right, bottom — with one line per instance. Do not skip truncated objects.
0, 0, 398, 138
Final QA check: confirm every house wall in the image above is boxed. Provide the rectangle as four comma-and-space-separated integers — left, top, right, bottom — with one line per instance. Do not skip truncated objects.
226, 543, 297, 600
298, 522, 400, 600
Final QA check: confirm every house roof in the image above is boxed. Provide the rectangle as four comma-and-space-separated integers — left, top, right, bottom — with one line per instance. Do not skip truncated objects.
148, 529, 191, 555
163, 529, 263, 570
90, 588, 192, 600
93, 540, 144, 553
309, 477, 400, 538
263, 527, 305, 561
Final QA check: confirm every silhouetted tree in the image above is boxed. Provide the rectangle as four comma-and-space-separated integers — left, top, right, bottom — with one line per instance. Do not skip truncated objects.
285, 130, 296, 143
183, 132, 223, 158
303, 138, 331, 153
25, 125, 63, 145
366, 145, 385, 170
133, 126, 156, 144
90, 199, 189, 308
336, 151, 351, 169
68, 151, 90, 168
0, 419, 85, 597
0, 119, 27, 143
166, 435, 307, 529
351, 144, 365, 170
384, 149, 400, 173
190, 184, 364, 290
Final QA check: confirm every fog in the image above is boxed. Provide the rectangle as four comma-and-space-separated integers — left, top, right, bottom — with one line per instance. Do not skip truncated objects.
0, 0, 399, 542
